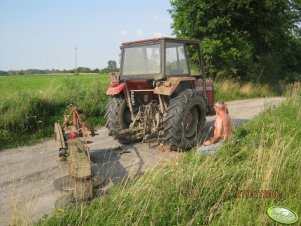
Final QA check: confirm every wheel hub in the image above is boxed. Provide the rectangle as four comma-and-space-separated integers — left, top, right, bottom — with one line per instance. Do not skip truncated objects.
184, 106, 199, 138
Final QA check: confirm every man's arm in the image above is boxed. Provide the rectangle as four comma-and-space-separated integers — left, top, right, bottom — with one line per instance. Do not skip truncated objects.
204, 118, 223, 146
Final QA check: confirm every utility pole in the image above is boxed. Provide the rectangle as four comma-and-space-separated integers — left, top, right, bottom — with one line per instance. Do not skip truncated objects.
75, 45, 78, 75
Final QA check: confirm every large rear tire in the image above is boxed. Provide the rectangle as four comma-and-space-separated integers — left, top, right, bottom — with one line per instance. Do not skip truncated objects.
162, 89, 206, 151
105, 95, 138, 144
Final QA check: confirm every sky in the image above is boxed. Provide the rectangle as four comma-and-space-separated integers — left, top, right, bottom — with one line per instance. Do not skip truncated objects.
0, 0, 174, 70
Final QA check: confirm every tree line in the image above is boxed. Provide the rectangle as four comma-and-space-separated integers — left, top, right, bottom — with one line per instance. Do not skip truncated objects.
0, 60, 118, 76
170, 0, 301, 83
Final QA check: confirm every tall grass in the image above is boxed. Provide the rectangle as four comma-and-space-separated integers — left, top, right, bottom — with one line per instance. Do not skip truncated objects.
37, 84, 301, 225
0, 75, 109, 149
215, 79, 285, 101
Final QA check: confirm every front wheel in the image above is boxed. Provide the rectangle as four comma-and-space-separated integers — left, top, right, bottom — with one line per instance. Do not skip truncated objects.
162, 89, 206, 151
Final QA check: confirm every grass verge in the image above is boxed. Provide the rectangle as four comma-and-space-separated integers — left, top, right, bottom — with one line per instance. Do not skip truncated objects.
36, 84, 301, 225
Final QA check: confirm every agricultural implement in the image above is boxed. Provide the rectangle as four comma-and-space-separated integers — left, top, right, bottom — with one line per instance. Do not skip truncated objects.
105, 37, 215, 151
54, 107, 97, 201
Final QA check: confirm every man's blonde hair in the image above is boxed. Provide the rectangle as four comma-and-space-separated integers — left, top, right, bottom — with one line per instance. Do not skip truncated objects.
214, 101, 225, 110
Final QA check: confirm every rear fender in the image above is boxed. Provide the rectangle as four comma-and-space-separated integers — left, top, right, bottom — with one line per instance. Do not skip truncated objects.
106, 83, 126, 95
154, 77, 196, 96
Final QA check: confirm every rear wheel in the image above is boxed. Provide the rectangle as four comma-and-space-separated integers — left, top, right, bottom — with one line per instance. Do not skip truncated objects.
162, 89, 206, 151
105, 95, 138, 144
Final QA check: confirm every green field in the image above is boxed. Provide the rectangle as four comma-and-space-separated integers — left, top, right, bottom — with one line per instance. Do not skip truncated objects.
0, 73, 110, 149
0, 74, 283, 149
36, 85, 301, 225
0, 73, 107, 95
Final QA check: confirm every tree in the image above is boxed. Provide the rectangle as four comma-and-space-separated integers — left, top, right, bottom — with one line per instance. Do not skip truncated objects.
169, 0, 301, 82
107, 60, 118, 71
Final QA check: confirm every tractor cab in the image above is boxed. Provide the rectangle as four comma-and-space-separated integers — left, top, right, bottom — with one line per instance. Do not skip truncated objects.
120, 37, 205, 80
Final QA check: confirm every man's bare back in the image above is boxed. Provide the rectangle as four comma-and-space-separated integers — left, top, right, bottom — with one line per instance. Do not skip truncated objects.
204, 101, 231, 146
215, 111, 231, 140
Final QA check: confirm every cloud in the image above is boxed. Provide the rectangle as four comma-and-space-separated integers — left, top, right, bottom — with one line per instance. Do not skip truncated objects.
153, 15, 172, 24
153, 32, 164, 38
120, 30, 128, 36
136, 29, 144, 37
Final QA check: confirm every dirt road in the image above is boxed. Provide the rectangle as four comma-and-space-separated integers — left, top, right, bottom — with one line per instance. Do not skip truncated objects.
0, 97, 284, 225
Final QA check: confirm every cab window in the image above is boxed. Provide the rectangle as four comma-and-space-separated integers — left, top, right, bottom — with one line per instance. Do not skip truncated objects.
165, 42, 189, 76
185, 44, 203, 76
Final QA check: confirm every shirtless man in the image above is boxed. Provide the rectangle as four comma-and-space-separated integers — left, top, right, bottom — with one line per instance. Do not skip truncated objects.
199, 101, 231, 153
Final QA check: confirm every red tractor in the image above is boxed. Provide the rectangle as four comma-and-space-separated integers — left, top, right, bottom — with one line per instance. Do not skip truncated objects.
105, 37, 214, 150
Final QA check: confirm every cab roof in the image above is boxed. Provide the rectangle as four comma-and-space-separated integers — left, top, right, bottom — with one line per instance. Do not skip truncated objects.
122, 37, 200, 46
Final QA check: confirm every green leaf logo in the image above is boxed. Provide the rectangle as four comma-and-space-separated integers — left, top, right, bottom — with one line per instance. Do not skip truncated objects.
267, 206, 298, 225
